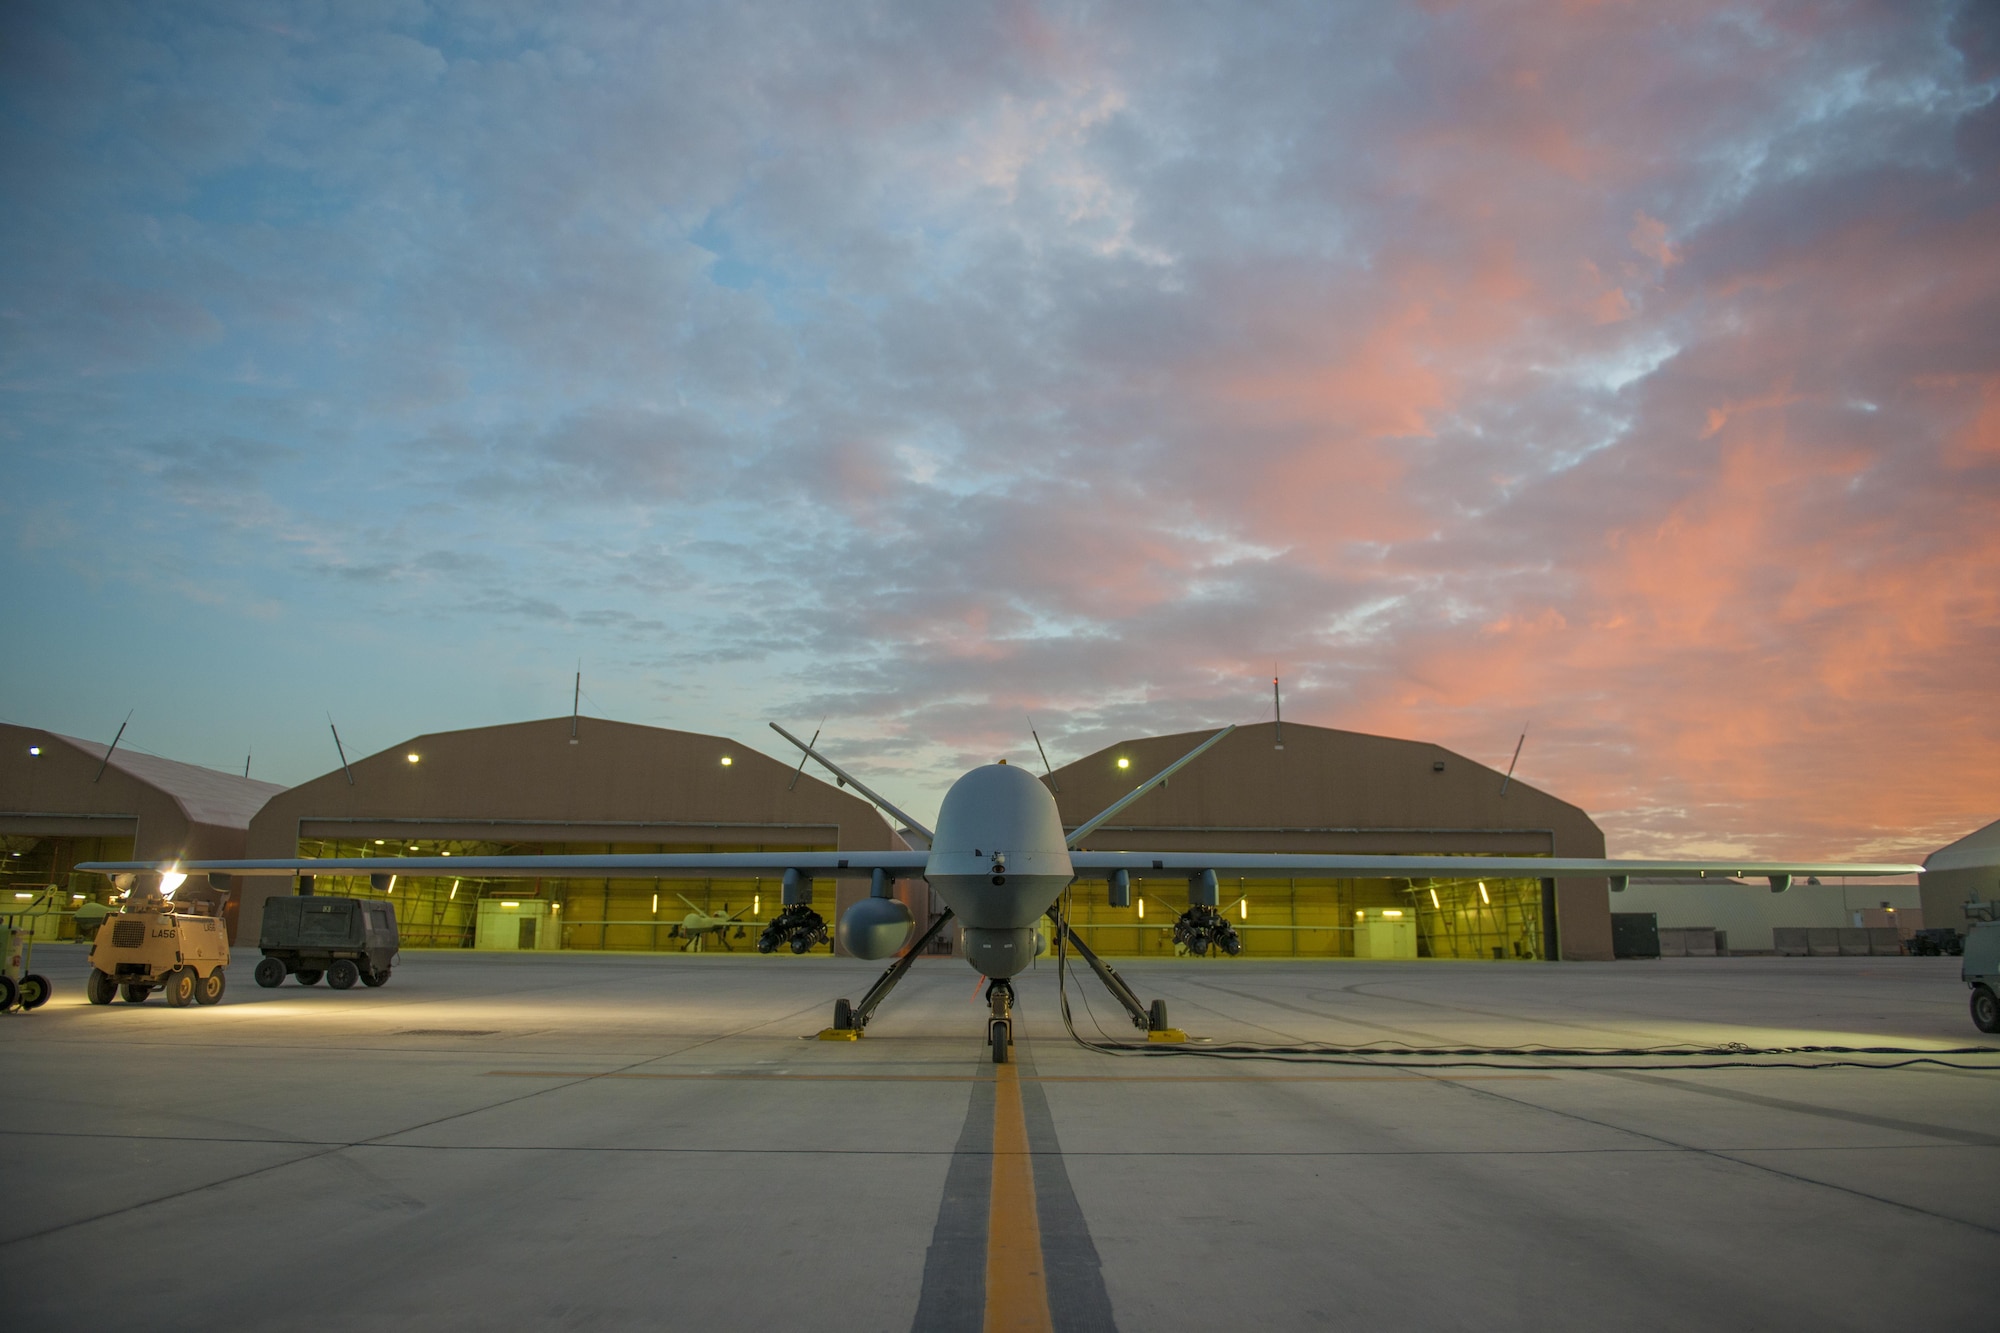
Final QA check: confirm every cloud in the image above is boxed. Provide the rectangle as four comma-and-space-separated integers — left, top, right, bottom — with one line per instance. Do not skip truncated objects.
1, 0, 1994, 850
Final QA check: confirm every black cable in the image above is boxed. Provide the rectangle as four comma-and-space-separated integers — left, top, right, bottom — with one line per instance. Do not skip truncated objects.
1053, 900, 2000, 1071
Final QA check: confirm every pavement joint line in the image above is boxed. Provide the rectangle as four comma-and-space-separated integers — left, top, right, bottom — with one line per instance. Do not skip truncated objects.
0, 1128, 1991, 1156
0, 997, 828, 1249
1596, 1070, 2000, 1146
477, 1070, 1560, 1081
1432, 1069, 2000, 1238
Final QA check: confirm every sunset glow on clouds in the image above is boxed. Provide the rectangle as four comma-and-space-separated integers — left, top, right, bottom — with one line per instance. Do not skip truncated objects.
2, 2, 1995, 855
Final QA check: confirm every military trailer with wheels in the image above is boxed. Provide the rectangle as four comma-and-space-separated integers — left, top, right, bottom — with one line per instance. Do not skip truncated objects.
2, 928, 54, 1012
1965, 921, 2000, 1034
255, 895, 400, 990
84, 883, 230, 1008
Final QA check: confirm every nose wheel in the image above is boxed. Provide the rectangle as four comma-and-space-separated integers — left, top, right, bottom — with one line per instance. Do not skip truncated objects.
986, 979, 1015, 1064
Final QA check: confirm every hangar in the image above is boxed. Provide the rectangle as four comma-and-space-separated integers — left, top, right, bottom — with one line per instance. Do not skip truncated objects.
1047, 722, 1614, 961
1920, 817, 2000, 935
236, 716, 917, 953
0, 723, 284, 939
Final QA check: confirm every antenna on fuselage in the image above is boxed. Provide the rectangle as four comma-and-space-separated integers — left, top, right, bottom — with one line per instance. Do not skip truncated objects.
1028, 715, 1060, 792
769, 722, 935, 843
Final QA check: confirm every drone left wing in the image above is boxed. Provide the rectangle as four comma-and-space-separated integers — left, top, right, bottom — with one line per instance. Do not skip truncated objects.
76, 851, 931, 883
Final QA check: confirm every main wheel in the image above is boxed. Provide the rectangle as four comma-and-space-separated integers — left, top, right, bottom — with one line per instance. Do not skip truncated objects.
327, 959, 359, 990
121, 983, 151, 1004
990, 1019, 1011, 1064
18, 974, 52, 1010
0, 975, 16, 1012
833, 998, 853, 1031
87, 968, 117, 1005
361, 967, 390, 987
196, 969, 225, 1005
164, 967, 196, 1007
1148, 998, 1169, 1031
1973, 985, 2000, 1034
254, 957, 286, 988
294, 970, 323, 986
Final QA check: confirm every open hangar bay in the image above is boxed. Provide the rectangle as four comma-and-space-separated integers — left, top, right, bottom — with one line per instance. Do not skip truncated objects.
3, 945, 1996, 1332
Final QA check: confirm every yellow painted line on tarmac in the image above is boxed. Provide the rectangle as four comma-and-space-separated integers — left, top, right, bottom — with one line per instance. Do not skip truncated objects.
985, 1061, 1053, 1333
482, 1070, 1554, 1083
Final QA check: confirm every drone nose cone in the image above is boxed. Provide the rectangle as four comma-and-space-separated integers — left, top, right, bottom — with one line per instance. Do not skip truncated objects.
932, 763, 1065, 857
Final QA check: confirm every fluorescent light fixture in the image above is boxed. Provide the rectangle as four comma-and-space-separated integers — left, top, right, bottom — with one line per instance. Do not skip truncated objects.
1478, 882, 1490, 904
1137, 898, 1144, 918
501, 901, 519, 908
1430, 888, 1441, 909
450, 881, 459, 899
72, 893, 85, 900
13, 892, 30, 900
1356, 909, 1365, 920
551, 903, 560, 912
652, 893, 659, 912
753, 894, 760, 915
1117, 757, 1130, 769
1383, 909, 1403, 918
406, 753, 420, 764
375, 839, 385, 845
408, 844, 419, 850
1239, 899, 1247, 919
442, 850, 451, 856
385, 875, 397, 892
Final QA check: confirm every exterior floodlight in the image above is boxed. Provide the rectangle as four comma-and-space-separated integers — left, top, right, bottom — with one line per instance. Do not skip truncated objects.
406, 753, 420, 764
720, 756, 733, 766
1478, 882, 1490, 904
1430, 888, 1441, 909
1117, 757, 1130, 769
27, 745, 40, 755
160, 869, 186, 896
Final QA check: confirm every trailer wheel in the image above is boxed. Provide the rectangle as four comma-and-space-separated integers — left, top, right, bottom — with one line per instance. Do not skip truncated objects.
87, 969, 117, 1005
120, 983, 151, 1004
327, 959, 360, 990
196, 969, 225, 1005
294, 970, 323, 986
254, 957, 286, 988
1973, 985, 2000, 1034
163, 967, 196, 1007
361, 968, 390, 987
17, 974, 51, 1010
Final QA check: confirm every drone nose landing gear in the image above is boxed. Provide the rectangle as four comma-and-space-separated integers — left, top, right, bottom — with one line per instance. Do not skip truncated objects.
987, 978, 1016, 1064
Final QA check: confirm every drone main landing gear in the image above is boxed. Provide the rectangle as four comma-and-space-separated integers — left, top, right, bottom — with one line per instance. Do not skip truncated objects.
818, 909, 956, 1041
1048, 908, 1186, 1042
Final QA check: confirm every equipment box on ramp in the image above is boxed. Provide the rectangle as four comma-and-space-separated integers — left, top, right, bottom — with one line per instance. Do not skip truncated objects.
1964, 921, 2000, 1033
256, 896, 400, 991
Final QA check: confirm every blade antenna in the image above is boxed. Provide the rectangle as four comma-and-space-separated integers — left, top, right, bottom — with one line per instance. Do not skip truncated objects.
1500, 728, 1527, 797
1028, 715, 1060, 792
328, 715, 356, 786
92, 710, 132, 784
787, 717, 825, 792
1065, 724, 1235, 849
769, 722, 935, 843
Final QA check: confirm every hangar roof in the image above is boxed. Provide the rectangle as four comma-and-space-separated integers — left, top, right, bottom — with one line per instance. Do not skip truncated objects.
51, 734, 286, 829
1925, 817, 2000, 873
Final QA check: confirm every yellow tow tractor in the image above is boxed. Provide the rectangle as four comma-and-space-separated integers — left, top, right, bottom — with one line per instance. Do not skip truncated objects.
85, 873, 230, 1008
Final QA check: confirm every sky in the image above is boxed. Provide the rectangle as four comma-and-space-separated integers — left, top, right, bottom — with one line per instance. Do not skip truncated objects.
2, 1, 1995, 857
